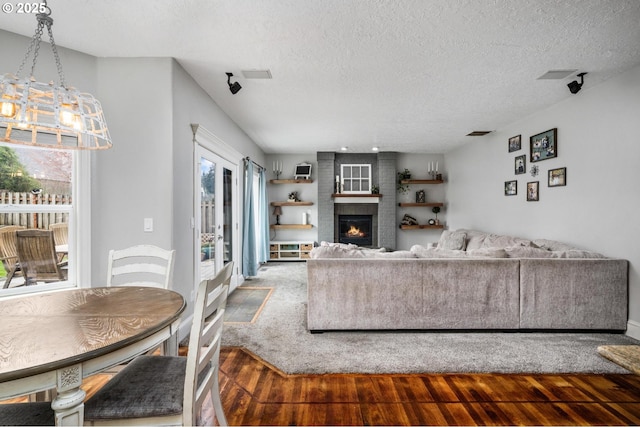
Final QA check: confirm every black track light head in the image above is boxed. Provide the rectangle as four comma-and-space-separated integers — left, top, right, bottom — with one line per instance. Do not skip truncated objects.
567, 72, 587, 94
226, 72, 242, 94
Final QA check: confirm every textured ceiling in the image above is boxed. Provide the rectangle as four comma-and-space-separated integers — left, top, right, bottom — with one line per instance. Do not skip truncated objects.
1, 0, 639, 153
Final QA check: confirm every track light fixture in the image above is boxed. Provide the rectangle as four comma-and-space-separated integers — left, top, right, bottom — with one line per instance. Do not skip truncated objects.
567, 72, 587, 94
226, 72, 242, 94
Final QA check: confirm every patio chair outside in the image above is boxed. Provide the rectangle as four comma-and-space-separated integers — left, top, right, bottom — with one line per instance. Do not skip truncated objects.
0, 225, 25, 288
107, 244, 175, 289
84, 261, 234, 426
48, 222, 68, 246
16, 229, 68, 285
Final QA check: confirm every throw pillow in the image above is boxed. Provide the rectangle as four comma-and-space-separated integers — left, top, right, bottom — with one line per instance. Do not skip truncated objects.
438, 230, 467, 250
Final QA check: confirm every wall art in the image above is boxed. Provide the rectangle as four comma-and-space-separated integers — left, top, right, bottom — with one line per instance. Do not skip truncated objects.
504, 180, 517, 196
526, 181, 539, 201
548, 167, 566, 187
508, 135, 521, 152
530, 128, 557, 162
515, 155, 526, 175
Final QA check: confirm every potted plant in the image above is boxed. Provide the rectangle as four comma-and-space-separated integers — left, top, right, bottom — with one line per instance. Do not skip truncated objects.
371, 185, 380, 194
432, 206, 441, 225
397, 169, 411, 194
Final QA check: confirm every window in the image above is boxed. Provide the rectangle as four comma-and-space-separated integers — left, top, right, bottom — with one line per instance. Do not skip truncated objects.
0, 143, 84, 295
340, 164, 371, 194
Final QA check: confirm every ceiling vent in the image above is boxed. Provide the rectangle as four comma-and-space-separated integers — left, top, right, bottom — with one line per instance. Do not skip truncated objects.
241, 69, 272, 79
537, 70, 578, 80
466, 131, 492, 136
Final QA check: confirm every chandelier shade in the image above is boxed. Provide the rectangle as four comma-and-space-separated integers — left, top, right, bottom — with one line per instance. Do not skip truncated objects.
0, 2, 112, 150
0, 74, 112, 149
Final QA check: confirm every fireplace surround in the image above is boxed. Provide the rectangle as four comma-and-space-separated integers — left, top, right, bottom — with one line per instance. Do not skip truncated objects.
318, 151, 397, 249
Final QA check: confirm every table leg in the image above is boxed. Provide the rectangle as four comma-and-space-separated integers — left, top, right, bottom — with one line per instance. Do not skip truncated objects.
51, 364, 86, 426
163, 332, 179, 356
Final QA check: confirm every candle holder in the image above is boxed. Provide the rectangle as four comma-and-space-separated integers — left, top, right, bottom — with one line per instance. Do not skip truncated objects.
273, 161, 283, 179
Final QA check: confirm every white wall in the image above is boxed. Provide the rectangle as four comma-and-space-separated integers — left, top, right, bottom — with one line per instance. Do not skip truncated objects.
92, 58, 174, 286
446, 64, 640, 334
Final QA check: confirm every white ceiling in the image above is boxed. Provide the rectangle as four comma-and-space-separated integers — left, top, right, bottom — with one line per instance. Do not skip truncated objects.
1, 0, 639, 154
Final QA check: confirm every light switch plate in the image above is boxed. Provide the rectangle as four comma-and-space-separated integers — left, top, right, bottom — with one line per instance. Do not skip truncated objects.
144, 217, 153, 232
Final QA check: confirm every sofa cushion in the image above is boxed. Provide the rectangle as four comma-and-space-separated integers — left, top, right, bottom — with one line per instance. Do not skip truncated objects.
532, 239, 576, 251
411, 245, 507, 259
504, 246, 555, 258
466, 248, 509, 258
458, 229, 489, 250
437, 230, 467, 250
481, 233, 536, 249
550, 249, 607, 258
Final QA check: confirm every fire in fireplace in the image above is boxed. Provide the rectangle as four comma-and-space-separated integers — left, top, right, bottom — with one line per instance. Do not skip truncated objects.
338, 215, 373, 246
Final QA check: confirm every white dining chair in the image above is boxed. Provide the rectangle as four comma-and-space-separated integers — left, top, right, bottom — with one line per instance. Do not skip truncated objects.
84, 261, 233, 426
107, 244, 175, 289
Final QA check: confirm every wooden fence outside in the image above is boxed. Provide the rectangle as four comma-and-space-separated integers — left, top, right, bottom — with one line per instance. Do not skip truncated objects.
0, 191, 71, 229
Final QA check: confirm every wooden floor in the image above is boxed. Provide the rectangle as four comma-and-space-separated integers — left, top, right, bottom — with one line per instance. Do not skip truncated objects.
3, 346, 640, 425
219, 347, 640, 426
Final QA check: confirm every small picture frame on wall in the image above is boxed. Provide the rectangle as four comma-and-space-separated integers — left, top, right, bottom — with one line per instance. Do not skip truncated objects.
527, 181, 539, 201
530, 128, 557, 162
504, 180, 517, 196
548, 167, 566, 187
515, 155, 526, 175
508, 135, 521, 152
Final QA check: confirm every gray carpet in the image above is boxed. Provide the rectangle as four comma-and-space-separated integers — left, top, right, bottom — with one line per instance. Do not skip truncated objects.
222, 262, 638, 374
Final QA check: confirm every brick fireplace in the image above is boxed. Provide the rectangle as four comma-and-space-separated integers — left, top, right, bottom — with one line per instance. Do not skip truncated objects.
317, 151, 397, 249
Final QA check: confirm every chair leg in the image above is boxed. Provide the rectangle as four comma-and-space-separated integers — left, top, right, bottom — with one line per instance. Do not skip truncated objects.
211, 369, 227, 426
2, 267, 15, 288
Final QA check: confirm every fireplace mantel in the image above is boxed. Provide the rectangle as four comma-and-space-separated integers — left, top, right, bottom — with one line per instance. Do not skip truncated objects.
332, 194, 382, 204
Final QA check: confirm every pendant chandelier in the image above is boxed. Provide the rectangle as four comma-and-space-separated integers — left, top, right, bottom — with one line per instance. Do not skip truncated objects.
0, 1, 112, 150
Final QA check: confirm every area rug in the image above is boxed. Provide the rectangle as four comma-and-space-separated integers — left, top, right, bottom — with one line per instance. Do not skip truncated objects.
221, 262, 639, 375
224, 286, 273, 323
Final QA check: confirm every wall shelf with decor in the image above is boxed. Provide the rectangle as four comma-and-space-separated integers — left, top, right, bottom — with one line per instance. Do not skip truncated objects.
400, 179, 444, 184
271, 201, 313, 207
398, 202, 444, 207
399, 224, 445, 230
270, 179, 314, 184
270, 224, 313, 230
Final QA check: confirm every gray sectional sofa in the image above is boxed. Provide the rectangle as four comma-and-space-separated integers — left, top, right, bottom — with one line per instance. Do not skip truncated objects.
306, 229, 628, 332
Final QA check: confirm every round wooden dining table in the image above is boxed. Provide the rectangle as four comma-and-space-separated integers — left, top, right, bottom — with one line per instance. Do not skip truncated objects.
0, 286, 186, 426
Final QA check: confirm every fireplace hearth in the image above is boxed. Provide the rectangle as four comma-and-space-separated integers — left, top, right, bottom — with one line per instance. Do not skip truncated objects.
338, 215, 373, 246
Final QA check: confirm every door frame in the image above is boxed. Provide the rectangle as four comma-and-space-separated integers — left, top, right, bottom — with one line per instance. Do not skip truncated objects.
192, 124, 242, 291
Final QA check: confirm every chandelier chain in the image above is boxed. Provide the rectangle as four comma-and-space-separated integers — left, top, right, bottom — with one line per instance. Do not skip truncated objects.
15, 19, 44, 78
14, 1, 66, 87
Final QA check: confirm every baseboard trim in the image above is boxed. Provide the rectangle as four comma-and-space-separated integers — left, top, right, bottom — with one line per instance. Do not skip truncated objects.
626, 320, 640, 340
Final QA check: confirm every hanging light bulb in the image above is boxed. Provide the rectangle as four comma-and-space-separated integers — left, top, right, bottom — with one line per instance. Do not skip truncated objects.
0, 96, 16, 118
0, 1, 112, 150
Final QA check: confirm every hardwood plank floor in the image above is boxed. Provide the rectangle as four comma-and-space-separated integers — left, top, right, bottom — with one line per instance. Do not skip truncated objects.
3, 346, 640, 425
219, 347, 640, 426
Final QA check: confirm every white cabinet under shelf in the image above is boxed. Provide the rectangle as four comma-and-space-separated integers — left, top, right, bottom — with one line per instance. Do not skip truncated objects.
269, 241, 314, 261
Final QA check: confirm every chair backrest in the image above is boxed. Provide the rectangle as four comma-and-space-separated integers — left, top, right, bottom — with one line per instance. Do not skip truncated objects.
183, 261, 233, 426
16, 229, 65, 283
107, 244, 176, 289
0, 225, 24, 271
49, 222, 69, 246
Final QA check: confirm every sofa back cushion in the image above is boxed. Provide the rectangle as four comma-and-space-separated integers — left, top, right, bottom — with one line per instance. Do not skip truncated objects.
437, 230, 467, 250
